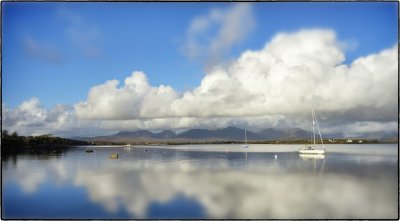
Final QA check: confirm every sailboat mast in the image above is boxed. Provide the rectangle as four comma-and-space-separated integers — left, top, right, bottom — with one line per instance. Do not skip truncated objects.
245, 130, 248, 143
314, 111, 325, 150
312, 109, 316, 148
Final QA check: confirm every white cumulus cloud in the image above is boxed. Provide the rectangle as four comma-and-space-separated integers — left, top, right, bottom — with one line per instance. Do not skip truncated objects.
2, 97, 105, 137
76, 29, 397, 122
2, 29, 398, 136
75, 71, 179, 120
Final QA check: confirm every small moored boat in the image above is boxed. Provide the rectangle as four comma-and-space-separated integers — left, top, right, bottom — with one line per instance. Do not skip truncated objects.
109, 153, 118, 159
242, 130, 249, 148
299, 108, 325, 155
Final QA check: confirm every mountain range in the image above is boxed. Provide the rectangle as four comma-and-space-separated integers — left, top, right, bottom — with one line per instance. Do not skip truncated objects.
76, 126, 397, 143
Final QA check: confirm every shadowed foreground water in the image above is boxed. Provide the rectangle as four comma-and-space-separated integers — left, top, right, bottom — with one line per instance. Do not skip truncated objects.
2, 144, 398, 219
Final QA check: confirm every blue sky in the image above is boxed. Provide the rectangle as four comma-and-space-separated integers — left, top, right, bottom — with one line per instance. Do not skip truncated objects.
2, 2, 398, 136
3, 2, 397, 109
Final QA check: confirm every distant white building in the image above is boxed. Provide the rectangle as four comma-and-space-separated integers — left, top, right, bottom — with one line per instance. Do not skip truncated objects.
346, 138, 353, 143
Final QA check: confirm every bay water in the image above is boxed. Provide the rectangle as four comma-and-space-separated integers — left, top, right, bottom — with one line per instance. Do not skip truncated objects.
2, 144, 398, 219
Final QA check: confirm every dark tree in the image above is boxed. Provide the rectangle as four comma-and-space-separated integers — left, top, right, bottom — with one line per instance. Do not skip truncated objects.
2, 130, 9, 138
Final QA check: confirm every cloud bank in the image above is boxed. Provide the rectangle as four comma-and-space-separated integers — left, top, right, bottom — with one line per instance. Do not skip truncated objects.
3, 29, 398, 136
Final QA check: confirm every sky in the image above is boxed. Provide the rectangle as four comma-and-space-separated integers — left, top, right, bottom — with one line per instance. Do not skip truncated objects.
2, 2, 398, 137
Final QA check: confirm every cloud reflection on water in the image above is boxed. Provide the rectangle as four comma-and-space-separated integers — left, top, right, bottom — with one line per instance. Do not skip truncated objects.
4, 159, 70, 193
73, 158, 396, 219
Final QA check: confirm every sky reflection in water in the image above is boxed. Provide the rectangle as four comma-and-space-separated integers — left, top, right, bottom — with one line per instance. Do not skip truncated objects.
2, 144, 398, 219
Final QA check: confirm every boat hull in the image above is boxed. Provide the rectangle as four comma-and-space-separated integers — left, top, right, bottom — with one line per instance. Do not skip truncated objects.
299, 149, 325, 154
299, 153, 325, 160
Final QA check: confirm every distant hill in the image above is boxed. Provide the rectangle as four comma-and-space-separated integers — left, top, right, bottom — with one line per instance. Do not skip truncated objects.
176, 127, 261, 140
78, 127, 313, 143
258, 128, 286, 140
114, 130, 154, 138
281, 128, 310, 140
112, 130, 177, 139
155, 130, 176, 139
348, 131, 398, 140
75, 126, 397, 144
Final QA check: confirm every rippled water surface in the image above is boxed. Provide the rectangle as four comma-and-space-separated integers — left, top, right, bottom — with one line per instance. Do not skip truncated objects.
2, 144, 398, 219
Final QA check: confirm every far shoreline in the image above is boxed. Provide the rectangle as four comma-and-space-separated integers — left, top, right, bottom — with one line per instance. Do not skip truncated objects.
82, 139, 396, 146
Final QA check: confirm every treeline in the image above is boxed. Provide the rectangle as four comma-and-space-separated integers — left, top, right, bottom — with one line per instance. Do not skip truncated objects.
2, 130, 89, 154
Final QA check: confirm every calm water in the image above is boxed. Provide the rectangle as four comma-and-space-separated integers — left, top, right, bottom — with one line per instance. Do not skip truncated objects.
2, 144, 398, 219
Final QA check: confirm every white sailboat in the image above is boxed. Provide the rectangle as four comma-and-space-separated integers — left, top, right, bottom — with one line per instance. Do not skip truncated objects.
299, 108, 325, 155
242, 130, 249, 148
